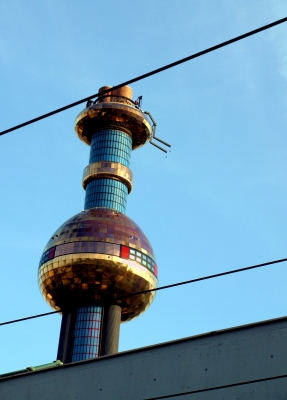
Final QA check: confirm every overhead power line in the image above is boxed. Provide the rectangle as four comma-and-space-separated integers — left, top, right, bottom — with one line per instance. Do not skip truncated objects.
124, 256, 287, 298
0, 311, 58, 327
1, 256, 286, 327
144, 373, 287, 399
1, 16, 287, 137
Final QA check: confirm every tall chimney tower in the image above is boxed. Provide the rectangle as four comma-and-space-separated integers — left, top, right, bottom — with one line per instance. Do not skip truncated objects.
38, 86, 159, 363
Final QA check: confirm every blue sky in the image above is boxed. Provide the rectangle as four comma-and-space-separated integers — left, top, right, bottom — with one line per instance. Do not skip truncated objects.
1, 0, 287, 374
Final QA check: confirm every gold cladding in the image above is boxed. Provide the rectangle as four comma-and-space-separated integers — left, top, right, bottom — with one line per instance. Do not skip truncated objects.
82, 162, 133, 193
75, 102, 152, 150
39, 254, 157, 322
38, 208, 158, 322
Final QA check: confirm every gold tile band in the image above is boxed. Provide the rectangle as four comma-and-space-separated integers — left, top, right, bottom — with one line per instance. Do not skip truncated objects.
82, 162, 133, 193
38, 253, 157, 321
75, 102, 152, 150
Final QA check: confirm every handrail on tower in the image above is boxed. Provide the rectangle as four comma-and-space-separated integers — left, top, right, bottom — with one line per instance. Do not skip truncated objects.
143, 111, 171, 153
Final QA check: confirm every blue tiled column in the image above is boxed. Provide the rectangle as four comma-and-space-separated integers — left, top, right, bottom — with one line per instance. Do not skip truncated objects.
73, 129, 132, 361
72, 306, 102, 362
84, 129, 132, 213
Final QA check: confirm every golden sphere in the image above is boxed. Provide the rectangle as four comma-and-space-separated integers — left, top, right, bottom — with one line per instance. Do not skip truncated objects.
38, 208, 158, 322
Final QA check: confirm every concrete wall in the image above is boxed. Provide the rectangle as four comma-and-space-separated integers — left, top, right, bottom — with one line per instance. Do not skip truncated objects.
1, 317, 287, 399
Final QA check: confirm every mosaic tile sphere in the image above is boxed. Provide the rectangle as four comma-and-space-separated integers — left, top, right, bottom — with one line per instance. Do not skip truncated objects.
38, 208, 158, 322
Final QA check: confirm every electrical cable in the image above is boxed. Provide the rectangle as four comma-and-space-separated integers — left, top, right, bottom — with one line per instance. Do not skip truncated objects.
143, 373, 287, 399
1, 256, 286, 327
1, 16, 287, 137
0, 311, 58, 326
123, 256, 287, 298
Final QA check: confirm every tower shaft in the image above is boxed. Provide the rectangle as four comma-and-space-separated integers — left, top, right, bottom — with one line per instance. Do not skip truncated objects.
39, 84, 158, 365
84, 129, 132, 212
71, 305, 102, 361
57, 305, 121, 362
58, 88, 134, 362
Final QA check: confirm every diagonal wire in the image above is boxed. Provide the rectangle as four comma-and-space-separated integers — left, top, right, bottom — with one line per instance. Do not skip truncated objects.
0, 311, 59, 326
1, 256, 286, 327
1, 16, 287, 137
122, 257, 287, 298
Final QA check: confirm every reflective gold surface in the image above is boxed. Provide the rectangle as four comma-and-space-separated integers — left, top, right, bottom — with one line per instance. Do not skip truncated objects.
113, 85, 133, 100
75, 102, 152, 150
98, 85, 133, 100
82, 161, 133, 193
38, 208, 158, 322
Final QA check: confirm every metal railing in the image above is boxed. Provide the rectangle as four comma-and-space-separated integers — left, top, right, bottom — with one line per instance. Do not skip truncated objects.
87, 95, 139, 109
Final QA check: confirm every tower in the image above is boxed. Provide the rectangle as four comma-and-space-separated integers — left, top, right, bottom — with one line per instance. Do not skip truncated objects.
38, 86, 166, 363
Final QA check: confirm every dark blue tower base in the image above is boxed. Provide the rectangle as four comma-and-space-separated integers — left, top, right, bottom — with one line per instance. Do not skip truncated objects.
57, 305, 121, 363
